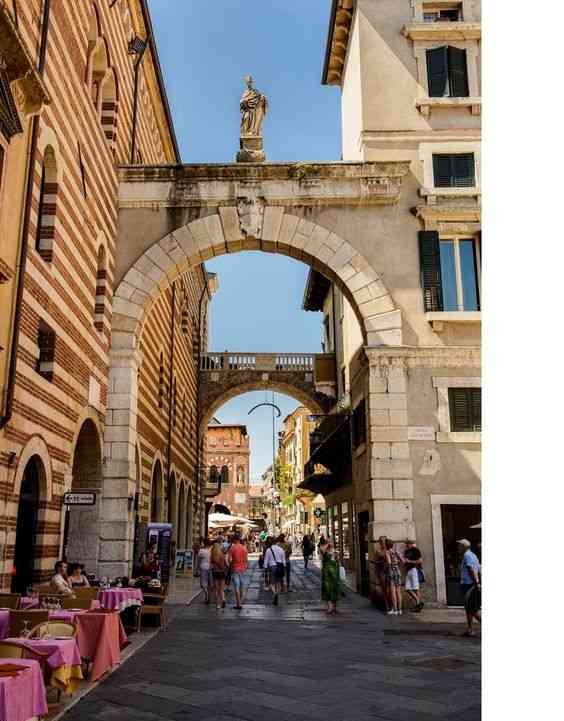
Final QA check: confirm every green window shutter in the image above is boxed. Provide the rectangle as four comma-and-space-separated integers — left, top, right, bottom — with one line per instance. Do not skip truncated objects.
449, 388, 481, 431
426, 46, 448, 97
433, 154, 453, 187
418, 231, 443, 312
447, 47, 469, 97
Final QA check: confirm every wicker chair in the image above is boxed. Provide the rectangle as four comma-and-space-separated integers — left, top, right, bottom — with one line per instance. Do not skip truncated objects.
29, 621, 76, 639
137, 593, 167, 631
62, 597, 90, 610
72, 587, 98, 602
0, 593, 21, 609
8, 610, 49, 638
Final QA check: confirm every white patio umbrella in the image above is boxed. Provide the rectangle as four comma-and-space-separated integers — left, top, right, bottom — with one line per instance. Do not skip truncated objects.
470, 522, 481, 529
208, 512, 256, 527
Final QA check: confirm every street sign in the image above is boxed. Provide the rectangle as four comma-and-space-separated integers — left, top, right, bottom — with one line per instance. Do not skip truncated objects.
314, 508, 325, 519
63, 492, 96, 506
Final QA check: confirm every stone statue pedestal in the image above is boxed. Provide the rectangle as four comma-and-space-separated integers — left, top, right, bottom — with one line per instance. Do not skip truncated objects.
237, 135, 265, 163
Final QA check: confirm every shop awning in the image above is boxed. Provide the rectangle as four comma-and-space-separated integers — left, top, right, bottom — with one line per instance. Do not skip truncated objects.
298, 472, 340, 496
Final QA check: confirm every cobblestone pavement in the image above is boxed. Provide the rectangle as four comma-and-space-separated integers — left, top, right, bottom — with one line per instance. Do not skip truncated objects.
63, 561, 481, 721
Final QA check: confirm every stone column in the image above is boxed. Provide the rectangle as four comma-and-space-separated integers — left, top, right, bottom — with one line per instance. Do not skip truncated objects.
99, 345, 141, 578
366, 352, 415, 551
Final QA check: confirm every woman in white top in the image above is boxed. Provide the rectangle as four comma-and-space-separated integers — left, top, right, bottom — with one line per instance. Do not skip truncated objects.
197, 539, 212, 604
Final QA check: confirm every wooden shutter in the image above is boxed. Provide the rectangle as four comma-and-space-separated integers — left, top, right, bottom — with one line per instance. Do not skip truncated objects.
447, 47, 469, 97
449, 388, 481, 431
426, 47, 448, 97
452, 153, 475, 187
418, 231, 443, 312
433, 154, 453, 187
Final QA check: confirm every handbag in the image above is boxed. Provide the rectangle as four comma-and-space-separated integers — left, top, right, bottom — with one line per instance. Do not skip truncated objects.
417, 567, 426, 584
258, 554, 264, 569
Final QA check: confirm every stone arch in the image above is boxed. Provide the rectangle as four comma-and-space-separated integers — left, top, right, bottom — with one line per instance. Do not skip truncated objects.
65, 417, 104, 571
167, 466, 179, 542
112, 211, 402, 349
186, 485, 194, 549
12, 435, 52, 502
199, 380, 326, 437
69, 407, 104, 469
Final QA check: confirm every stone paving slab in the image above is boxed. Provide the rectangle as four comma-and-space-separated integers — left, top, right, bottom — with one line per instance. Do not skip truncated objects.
61, 560, 480, 721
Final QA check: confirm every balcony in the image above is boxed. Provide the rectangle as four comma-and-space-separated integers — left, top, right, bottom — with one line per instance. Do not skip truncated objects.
299, 413, 351, 496
402, 22, 481, 41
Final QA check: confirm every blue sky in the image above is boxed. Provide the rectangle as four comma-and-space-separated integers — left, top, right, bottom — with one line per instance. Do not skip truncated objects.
148, 0, 341, 480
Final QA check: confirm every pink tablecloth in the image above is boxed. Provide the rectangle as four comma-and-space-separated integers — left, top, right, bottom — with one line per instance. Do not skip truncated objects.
5, 637, 81, 671
76, 611, 129, 682
0, 659, 48, 721
98, 588, 143, 611
0, 608, 99, 639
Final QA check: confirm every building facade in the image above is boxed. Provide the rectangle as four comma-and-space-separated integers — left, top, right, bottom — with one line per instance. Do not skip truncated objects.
204, 420, 251, 520
300, 0, 481, 605
0, 0, 206, 589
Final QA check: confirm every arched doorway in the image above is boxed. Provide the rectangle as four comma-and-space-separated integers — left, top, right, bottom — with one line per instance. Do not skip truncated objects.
12, 457, 42, 593
177, 482, 186, 549
65, 419, 103, 573
151, 459, 164, 522
167, 472, 177, 543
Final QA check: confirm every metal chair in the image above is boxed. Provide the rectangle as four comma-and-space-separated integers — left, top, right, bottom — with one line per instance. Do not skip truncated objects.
0, 593, 21, 609
29, 621, 76, 639
8, 610, 49, 638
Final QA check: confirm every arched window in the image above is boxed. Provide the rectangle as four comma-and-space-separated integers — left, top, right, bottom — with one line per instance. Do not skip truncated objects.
36, 320, 55, 382
172, 378, 177, 428
158, 353, 165, 409
100, 69, 118, 154
94, 245, 107, 331
89, 40, 108, 109
35, 146, 57, 262
209, 465, 218, 486
221, 465, 229, 486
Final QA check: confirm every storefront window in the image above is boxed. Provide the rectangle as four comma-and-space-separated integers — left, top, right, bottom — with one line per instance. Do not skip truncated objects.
341, 501, 351, 565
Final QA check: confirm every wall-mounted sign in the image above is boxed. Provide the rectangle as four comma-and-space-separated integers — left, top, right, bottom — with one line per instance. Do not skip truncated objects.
314, 508, 325, 519
408, 426, 436, 441
63, 492, 96, 506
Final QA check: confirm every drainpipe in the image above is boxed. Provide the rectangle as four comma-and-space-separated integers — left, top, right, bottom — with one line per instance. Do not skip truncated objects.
165, 282, 176, 521
0, 0, 51, 430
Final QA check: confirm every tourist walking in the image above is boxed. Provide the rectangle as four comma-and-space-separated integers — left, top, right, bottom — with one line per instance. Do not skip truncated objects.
385, 539, 403, 615
403, 539, 424, 612
301, 534, 314, 569
197, 538, 212, 604
458, 538, 481, 636
373, 535, 390, 611
279, 533, 293, 591
319, 539, 340, 615
210, 540, 227, 609
227, 533, 248, 610
263, 537, 285, 606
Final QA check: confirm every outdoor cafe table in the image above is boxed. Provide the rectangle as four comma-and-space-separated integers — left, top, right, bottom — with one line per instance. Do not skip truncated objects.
98, 588, 143, 611
0, 659, 48, 721
0, 608, 94, 640
4, 637, 83, 695
19, 596, 101, 610
75, 610, 129, 682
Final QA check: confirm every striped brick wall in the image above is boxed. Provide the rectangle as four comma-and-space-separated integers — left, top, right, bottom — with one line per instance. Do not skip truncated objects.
0, 0, 180, 588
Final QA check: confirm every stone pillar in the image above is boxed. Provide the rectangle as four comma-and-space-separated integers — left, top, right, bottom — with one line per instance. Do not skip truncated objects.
366, 353, 415, 550
99, 345, 141, 578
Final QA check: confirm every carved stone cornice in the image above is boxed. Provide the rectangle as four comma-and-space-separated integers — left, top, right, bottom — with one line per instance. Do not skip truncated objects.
0, 3, 50, 122
322, 0, 355, 86
402, 22, 481, 42
118, 160, 411, 209
364, 345, 481, 370
415, 204, 481, 233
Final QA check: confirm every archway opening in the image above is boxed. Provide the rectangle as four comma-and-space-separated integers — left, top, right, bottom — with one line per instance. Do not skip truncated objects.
178, 483, 187, 549
186, 487, 193, 550
151, 459, 164, 522
167, 472, 177, 543
64, 419, 103, 573
12, 457, 43, 593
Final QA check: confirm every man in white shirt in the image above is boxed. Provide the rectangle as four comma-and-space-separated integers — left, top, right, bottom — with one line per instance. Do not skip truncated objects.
263, 540, 285, 606
51, 561, 73, 596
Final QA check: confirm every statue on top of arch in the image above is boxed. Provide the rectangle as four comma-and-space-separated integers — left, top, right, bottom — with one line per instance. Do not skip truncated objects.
237, 75, 267, 163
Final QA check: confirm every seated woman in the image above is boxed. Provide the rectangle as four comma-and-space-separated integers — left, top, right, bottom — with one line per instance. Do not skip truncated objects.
67, 562, 90, 588
51, 560, 74, 596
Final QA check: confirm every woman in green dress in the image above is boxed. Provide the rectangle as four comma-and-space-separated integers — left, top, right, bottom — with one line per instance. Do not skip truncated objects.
320, 541, 340, 615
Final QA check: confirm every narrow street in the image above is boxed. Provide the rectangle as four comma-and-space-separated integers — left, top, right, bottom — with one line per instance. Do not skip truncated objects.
63, 561, 481, 721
